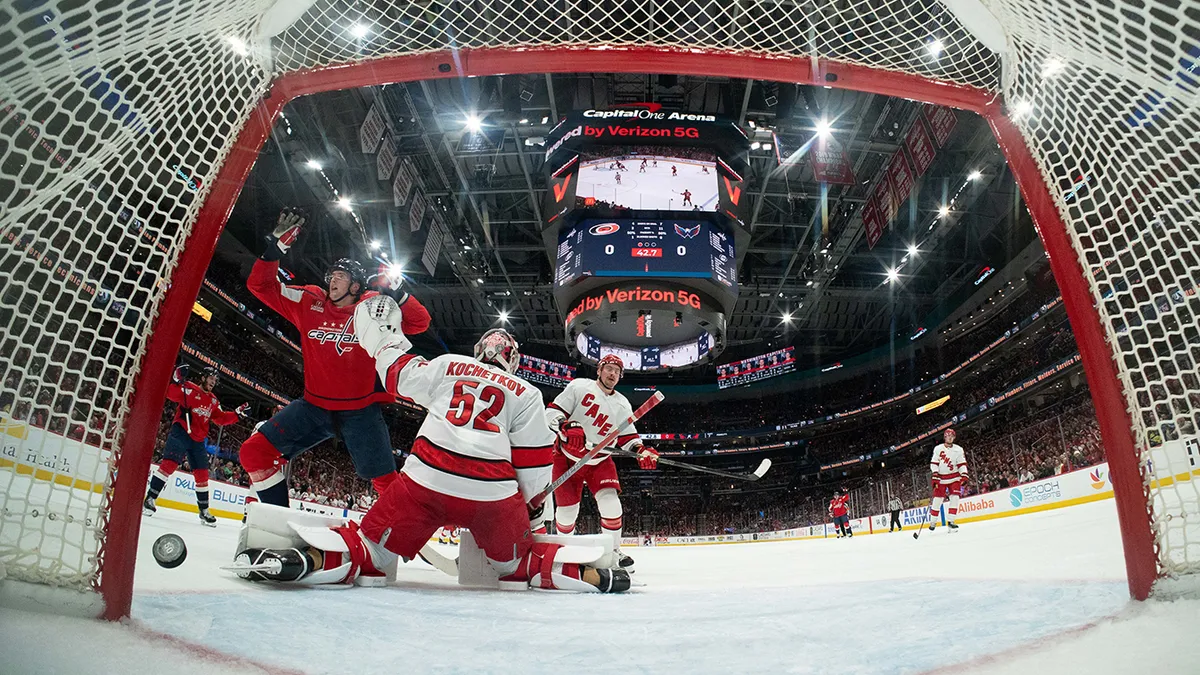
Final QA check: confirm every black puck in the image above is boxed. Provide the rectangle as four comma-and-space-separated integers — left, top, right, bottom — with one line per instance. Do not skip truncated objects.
153, 533, 187, 569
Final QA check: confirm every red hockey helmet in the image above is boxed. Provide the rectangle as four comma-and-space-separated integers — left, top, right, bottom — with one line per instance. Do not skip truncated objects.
944, 428, 957, 441
597, 354, 624, 374
474, 328, 520, 374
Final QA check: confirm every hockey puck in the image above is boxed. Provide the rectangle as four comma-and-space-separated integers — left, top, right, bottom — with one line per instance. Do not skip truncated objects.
153, 534, 187, 569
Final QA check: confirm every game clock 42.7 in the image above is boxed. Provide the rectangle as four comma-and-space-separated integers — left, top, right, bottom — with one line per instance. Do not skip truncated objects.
555, 218, 736, 289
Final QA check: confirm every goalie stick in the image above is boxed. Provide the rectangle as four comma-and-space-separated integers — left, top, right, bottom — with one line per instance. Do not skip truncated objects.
608, 448, 772, 482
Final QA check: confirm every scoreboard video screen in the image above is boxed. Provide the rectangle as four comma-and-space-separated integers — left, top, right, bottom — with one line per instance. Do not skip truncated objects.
717, 347, 797, 389
555, 218, 736, 291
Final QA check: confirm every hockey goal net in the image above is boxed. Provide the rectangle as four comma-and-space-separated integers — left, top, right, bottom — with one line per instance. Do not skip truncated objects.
0, 0, 1196, 618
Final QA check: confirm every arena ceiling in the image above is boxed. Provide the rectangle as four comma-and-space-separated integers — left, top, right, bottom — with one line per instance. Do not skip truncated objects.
217, 72, 1040, 375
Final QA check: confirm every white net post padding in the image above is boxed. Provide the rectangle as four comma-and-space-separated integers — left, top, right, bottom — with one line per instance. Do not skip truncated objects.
1, 0, 1197, 614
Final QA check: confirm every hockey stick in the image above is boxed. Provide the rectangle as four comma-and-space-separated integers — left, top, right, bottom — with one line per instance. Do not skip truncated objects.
608, 448, 772, 482
912, 510, 932, 540
529, 391, 665, 510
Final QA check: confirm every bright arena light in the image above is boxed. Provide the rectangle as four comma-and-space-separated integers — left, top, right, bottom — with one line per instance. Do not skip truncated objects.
968, 170, 983, 181
908, 244, 919, 256
369, 240, 381, 250
939, 205, 950, 217
337, 197, 352, 210
886, 268, 899, 283
815, 118, 832, 139
781, 312, 792, 323
225, 36, 249, 56
349, 23, 371, 39
499, 310, 510, 323
1012, 100, 1033, 118
927, 39, 944, 57
465, 115, 483, 133
305, 159, 322, 170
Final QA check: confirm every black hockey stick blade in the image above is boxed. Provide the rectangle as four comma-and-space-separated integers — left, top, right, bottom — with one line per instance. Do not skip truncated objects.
612, 452, 771, 482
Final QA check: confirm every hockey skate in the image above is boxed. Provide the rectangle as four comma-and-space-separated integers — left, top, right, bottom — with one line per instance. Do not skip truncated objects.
199, 509, 217, 527
142, 496, 156, 516
947, 522, 960, 532
617, 552, 635, 569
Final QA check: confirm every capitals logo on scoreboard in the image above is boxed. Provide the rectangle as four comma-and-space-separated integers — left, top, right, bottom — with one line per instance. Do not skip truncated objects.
674, 223, 700, 238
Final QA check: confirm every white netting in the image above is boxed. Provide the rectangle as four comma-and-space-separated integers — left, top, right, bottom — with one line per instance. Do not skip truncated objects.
0, 0, 1196, 603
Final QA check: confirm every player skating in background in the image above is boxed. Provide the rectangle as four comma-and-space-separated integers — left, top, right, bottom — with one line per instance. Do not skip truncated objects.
237, 209, 430, 508
829, 487, 852, 538
927, 429, 968, 533
671, 165, 678, 177
234, 302, 629, 592
679, 189, 693, 206
143, 365, 249, 526
436, 526, 461, 545
546, 354, 659, 569
615, 172, 622, 185
639, 159, 647, 173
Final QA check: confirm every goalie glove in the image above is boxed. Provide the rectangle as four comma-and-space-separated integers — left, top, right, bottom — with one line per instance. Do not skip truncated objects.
262, 209, 304, 261
558, 421, 586, 455
636, 445, 659, 470
354, 295, 413, 360
235, 402, 252, 419
172, 364, 189, 385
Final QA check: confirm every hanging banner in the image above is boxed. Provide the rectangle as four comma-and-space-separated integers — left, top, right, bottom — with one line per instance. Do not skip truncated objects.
376, 135, 397, 181
862, 196, 884, 249
422, 219, 445, 275
408, 190, 427, 232
871, 173, 898, 223
392, 159, 413, 207
810, 136, 856, 185
905, 120, 936, 176
922, 104, 958, 147
360, 103, 386, 154
886, 149, 915, 206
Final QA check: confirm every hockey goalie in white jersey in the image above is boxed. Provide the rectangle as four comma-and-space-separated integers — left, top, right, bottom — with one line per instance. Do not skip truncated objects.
231, 296, 630, 592
546, 354, 659, 568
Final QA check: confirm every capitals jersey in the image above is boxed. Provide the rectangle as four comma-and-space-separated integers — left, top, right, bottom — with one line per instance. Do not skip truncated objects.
545, 378, 641, 465
166, 381, 239, 442
931, 443, 968, 484
829, 494, 850, 518
248, 259, 431, 410
379, 353, 554, 503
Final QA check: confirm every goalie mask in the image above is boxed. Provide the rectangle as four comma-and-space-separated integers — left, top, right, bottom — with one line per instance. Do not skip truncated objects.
474, 328, 520, 374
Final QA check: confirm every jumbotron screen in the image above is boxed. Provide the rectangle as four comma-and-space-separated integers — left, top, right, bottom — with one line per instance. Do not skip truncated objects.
717, 347, 796, 389
516, 355, 575, 389
575, 148, 719, 212
555, 218, 736, 291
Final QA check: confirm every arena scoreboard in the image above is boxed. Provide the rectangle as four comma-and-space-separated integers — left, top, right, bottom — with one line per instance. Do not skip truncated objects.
544, 108, 751, 371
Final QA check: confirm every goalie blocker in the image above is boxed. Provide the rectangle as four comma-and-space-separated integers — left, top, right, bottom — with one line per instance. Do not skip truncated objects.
231, 503, 629, 592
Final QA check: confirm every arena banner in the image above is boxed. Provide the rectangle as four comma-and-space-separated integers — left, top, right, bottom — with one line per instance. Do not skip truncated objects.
150, 464, 367, 522
0, 415, 109, 492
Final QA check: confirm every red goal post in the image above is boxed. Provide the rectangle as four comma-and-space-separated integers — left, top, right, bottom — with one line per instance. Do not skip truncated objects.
1, 0, 1193, 620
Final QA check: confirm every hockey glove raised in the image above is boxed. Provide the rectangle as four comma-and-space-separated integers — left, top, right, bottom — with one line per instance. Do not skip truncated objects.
235, 403, 252, 419
636, 445, 659, 470
262, 209, 304, 261
172, 364, 189, 385
353, 295, 413, 360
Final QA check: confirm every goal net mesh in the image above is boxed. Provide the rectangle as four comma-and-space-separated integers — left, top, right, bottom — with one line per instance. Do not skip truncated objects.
0, 0, 1196, 602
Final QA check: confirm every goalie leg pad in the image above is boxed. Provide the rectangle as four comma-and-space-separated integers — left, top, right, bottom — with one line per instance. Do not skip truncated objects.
289, 521, 397, 586
236, 502, 350, 563
522, 541, 630, 593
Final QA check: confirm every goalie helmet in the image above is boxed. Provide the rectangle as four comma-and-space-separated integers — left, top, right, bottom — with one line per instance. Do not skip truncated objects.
474, 328, 520, 374
597, 354, 624, 373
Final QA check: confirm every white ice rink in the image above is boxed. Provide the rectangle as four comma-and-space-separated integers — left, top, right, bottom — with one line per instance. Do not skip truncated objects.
3, 499, 1199, 675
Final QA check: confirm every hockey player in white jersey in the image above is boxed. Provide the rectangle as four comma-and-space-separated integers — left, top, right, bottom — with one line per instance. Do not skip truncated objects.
926, 428, 968, 532
546, 354, 659, 568
231, 297, 629, 592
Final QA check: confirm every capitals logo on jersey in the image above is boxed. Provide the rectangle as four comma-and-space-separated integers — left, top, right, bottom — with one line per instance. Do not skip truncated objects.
307, 316, 359, 355
674, 223, 700, 239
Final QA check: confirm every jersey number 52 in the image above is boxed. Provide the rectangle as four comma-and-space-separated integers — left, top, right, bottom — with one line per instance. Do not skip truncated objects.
445, 380, 505, 433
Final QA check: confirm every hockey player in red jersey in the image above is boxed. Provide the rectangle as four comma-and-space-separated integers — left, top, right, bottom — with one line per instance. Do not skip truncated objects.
232, 297, 629, 592
237, 209, 431, 508
926, 429, 968, 532
829, 487, 852, 538
143, 365, 249, 526
545, 354, 658, 569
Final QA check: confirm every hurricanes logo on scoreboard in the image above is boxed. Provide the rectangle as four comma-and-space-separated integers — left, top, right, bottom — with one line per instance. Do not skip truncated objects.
589, 222, 620, 236
673, 223, 700, 239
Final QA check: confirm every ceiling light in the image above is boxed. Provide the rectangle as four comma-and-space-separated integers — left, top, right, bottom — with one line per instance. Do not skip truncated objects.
886, 268, 899, 283
476, 278, 484, 284
762, 143, 772, 151
928, 39, 944, 57
337, 197, 352, 210
305, 159, 322, 170
782, 312, 793, 323
465, 115, 482, 133
541, 116, 549, 124
968, 170, 982, 181
369, 240, 381, 250
350, 23, 371, 39
805, 280, 813, 287
387, 263, 404, 277
815, 118, 832, 139
750, 141, 761, 150
226, 36, 249, 56
908, 244, 919, 256
1012, 100, 1033, 118
938, 205, 950, 217
519, 118, 528, 124
499, 310, 509, 323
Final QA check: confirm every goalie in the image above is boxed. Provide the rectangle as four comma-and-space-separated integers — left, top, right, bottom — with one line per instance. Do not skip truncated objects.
231, 296, 630, 593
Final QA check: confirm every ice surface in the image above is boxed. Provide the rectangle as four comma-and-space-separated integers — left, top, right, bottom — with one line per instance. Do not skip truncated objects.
3, 499, 1199, 674
576, 158, 719, 211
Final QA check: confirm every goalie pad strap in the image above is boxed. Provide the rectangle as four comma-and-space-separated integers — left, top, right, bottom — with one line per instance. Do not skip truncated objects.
539, 543, 562, 589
